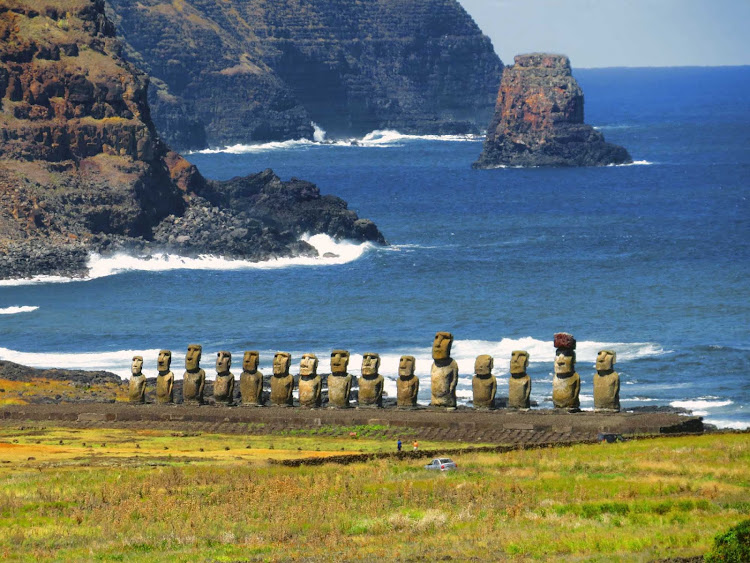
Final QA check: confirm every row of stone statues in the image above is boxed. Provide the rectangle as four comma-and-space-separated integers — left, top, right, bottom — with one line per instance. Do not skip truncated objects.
128, 332, 620, 412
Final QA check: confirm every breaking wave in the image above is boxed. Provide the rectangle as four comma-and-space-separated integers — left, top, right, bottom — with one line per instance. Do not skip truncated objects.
0, 234, 376, 287
0, 306, 39, 315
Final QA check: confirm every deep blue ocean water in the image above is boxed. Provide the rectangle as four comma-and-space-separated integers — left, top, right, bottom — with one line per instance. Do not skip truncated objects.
1, 67, 748, 428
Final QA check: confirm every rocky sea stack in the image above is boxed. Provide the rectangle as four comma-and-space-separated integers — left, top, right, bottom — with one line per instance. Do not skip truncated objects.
474, 54, 631, 168
0, 0, 384, 280
105, 0, 502, 150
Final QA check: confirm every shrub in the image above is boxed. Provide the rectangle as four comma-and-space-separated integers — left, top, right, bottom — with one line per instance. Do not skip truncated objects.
704, 519, 750, 562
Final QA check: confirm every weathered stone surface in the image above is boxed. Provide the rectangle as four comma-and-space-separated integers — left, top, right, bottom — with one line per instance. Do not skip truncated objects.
270, 352, 294, 406
472, 354, 496, 409
213, 351, 234, 404
474, 53, 632, 168
552, 349, 580, 411
239, 351, 263, 406
155, 349, 174, 404
508, 350, 531, 409
298, 354, 321, 408
430, 332, 458, 408
127, 356, 146, 403
396, 355, 419, 408
593, 350, 620, 412
106, 0, 502, 149
327, 350, 353, 408
182, 344, 205, 405
358, 353, 384, 408
0, 0, 386, 280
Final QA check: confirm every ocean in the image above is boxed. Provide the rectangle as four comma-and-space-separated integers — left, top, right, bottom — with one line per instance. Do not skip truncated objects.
1, 67, 748, 429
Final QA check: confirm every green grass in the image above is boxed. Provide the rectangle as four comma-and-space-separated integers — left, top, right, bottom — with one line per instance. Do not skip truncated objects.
0, 429, 747, 561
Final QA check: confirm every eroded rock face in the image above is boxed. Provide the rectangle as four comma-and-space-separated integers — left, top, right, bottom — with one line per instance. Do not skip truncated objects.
107, 0, 502, 149
327, 350, 353, 408
213, 351, 234, 404
471, 354, 496, 409
270, 352, 294, 406
358, 352, 384, 408
298, 353, 321, 408
128, 355, 146, 403
239, 351, 263, 406
508, 350, 531, 409
474, 53, 631, 168
155, 349, 174, 404
396, 355, 419, 408
182, 344, 206, 405
593, 350, 620, 412
430, 332, 458, 408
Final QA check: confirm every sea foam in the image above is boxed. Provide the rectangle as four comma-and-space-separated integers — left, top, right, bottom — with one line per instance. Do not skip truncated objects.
0, 306, 39, 315
0, 234, 375, 287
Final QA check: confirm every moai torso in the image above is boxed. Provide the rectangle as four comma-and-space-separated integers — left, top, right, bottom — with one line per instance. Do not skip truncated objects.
128, 356, 146, 403
430, 332, 458, 408
155, 350, 174, 404
270, 352, 294, 406
593, 350, 620, 412
239, 351, 264, 406
182, 344, 206, 405
327, 350, 352, 408
396, 355, 419, 407
358, 353, 384, 407
298, 354, 322, 408
213, 351, 234, 404
472, 354, 496, 409
552, 338, 580, 411
508, 350, 531, 409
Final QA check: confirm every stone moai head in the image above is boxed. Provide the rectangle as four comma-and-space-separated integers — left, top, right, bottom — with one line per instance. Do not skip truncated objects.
243, 351, 259, 372
596, 350, 616, 372
330, 350, 350, 375
216, 351, 231, 374
554, 349, 576, 376
300, 353, 318, 377
510, 350, 530, 375
432, 332, 454, 361
361, 353, 381, 376
131, 356, 143, 376
474, 354, 493, 376
399, 355, 415, 378
185, 344, 202, 371
273, 352, 291, 376
157, 350, 172, 372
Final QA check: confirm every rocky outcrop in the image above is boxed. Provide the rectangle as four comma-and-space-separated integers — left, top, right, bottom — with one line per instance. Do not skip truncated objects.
474, 54, 631, 168
0, 0, 384, 280
105, 0, 502, 150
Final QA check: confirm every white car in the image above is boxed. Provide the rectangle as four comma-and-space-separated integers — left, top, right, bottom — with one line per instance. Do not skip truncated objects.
424, 458, 457, 471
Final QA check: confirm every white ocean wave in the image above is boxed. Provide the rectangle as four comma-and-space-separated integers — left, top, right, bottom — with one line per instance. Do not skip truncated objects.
0, 306, 39, 315
191, 129, 482, 154
0, 234, 375, 287
609, 160, 653, 167
670, 399, 733, 410
702, 419, 750, 430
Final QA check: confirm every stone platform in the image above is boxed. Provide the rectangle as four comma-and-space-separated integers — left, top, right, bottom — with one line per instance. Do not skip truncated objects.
0, 404, 702, 445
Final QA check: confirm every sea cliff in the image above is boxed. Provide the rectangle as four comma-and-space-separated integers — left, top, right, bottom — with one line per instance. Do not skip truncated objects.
474, 54, 631, 168
0, 0, 384, 280
105, 0, 503, 150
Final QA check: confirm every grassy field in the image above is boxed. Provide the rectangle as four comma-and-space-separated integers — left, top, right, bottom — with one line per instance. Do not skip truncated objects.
0, 427, 747, 561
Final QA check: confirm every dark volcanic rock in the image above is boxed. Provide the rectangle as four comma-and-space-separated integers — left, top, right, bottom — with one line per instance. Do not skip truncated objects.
105, 0, 502, 150
0, 0, 385, 280
0, 360, 122, 386
474, 53, 632, 168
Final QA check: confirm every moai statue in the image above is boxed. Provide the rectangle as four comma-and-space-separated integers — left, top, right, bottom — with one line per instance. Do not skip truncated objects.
472, 354, 496, 409
396, 355, 419, 408
239, 351, 264, 406
327, 350, 353, 408
128, 355, 146, 403
430, 332, 459, 408
552, 333, 580, 412
358, 352, 384, 407
183, 344, 206, 405
213, 351, 235, 405
298, 353, 322, 408
593, 350, 620, 412
508, 350, 532, 409
155, 349, 174, 404
270, 352, 294, 406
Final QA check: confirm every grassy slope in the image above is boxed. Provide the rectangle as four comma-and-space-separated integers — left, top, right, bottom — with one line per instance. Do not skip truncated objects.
0, 429, 747, 561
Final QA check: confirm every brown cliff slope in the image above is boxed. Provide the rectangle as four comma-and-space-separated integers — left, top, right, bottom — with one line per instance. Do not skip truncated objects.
0, 0, 384, 279
474, 54, 631, 168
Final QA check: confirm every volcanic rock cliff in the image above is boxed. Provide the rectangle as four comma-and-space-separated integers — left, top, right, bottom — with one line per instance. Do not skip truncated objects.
0, 0, 384, 280
105, 0, 503, 150
474, 54, 631, 168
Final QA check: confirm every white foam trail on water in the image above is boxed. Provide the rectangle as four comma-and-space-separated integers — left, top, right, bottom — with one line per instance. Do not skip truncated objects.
0, 234, 375, 287
191, 129, 482, 154
0, 306, 39, 315
702, 419, 750, 430
609, 160, 653, 167
670, 399, 733, 410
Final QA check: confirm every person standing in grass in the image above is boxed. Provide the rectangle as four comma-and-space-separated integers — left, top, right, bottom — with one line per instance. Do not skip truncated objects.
413, 440, 418, 451
397, 439, 402, 452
